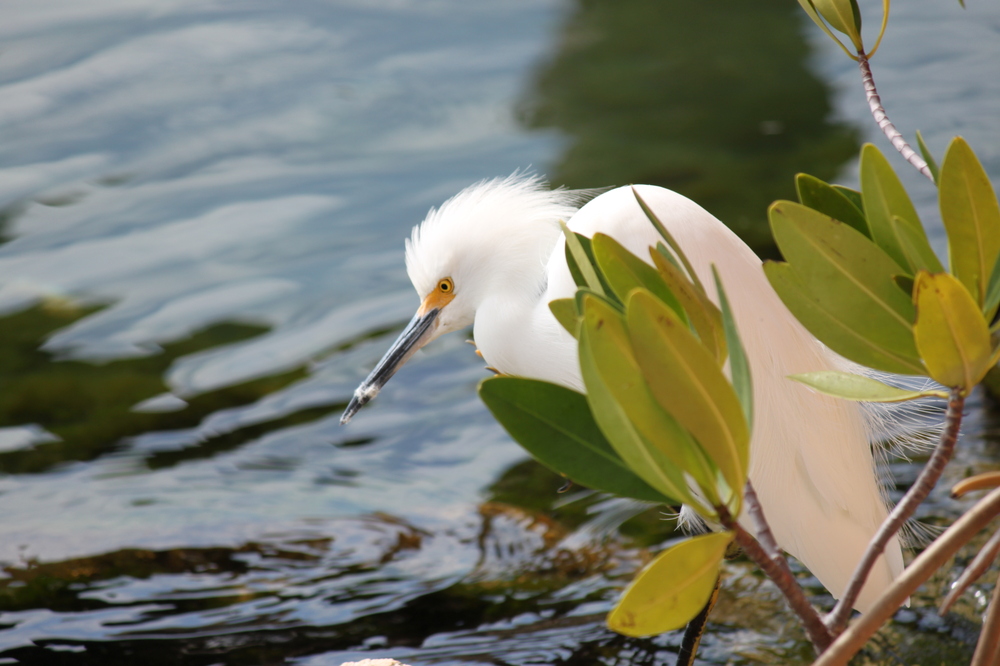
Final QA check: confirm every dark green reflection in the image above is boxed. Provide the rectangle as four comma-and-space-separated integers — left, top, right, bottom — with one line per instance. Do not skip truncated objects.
0, 303, 328, 474
0, 546, 256, 614
0, 512, 641, 664
0, 203, 23, 247
521, 0, 860, 256
487, 459, 678, 548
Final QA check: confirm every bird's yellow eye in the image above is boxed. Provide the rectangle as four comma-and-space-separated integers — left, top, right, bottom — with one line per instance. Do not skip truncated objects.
418, 278, 456, 316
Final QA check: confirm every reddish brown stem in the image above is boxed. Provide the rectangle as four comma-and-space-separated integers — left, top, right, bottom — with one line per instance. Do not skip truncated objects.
745, 480, 794, 577
971, 567, 1000, 666
939, 526, 1000, 615
719, 502, 832, 652
825, 389, 965, 633
813, 487, 1000, 666
857, 51, 934, 183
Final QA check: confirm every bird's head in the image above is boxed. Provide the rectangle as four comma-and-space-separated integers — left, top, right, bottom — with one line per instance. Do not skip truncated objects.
340, 173, 584, 424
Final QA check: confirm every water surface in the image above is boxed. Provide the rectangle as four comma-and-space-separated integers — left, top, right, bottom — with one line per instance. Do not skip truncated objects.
0, 0, 999, 663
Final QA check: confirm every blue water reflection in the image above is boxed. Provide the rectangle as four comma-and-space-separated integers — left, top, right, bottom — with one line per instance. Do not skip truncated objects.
0, 0, 998, 663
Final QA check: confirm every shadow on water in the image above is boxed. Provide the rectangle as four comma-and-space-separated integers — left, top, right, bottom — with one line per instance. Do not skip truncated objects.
519, 0, 860, 257
1, 483, 980, 665
0, 303, 344, 474
0, 203, 23, 247
0, 492, 659, 665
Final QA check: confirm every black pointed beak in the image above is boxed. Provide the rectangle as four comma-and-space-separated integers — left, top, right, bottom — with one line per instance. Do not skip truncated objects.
340, 308, 440, 424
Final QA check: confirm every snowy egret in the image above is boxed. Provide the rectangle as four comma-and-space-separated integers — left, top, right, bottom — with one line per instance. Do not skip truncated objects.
340, 174, 903, 612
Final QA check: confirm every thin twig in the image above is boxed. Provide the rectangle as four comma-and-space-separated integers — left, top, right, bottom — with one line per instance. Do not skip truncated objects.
972, 567, 1000, 666
813, 486, 1000, 666
940, 526, 1000, 615
719, 506, 832, 651
826, 388, 965, 633
745, 480, 794, 577
857, 51, 935, 183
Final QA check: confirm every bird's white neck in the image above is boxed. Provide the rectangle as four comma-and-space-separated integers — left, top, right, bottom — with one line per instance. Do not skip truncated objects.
472, 233, 583, 390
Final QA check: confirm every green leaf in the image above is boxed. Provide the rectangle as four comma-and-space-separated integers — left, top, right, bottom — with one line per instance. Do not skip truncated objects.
578, 295, 714, 513
868, 0, 890, 57
561, 224, 609, 298
574, 286, 622, 316
592, 233, 687, 323
632, 187, 705, 293
985, 253, 1000, 320
796, 173, 870, 238
894, 274, 915, 297
795, 0, 856, 58
655, 242, 682, 271
833, 185, 864, 211
768, 201, 922, 365
915, 131, 940, 184
860, 143, 930, 274
788, 371, 947, 402
939, 137, 1000, 308
764, 261, 925, 375
848, 0, 863, 31
812, 0, 863, 49
627, 289, 749, 498
607, 532, 732, 637
649, 249, 726, 364
548, 298, 578, 338
890, 215, 945, 274
479, 376, 676, 504
913, 271, 993, 390
712, 267, 753, 431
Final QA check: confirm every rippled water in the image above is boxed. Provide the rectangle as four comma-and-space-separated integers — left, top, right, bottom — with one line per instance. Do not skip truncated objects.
0, 0, 999, 664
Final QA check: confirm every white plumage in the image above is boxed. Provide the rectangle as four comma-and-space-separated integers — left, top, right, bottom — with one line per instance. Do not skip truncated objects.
344, 174, 904, 613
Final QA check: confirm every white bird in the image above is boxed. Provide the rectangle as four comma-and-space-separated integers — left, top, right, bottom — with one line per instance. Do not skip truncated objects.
340, 174, 904, 613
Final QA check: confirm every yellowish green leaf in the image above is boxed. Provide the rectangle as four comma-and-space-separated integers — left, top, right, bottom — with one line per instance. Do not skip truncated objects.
796, 173, 870, 238
915, 130, 940, 184
812, 0, 863, 50
860, 143, 929, 275
890, 215, 945, 274
548, 298, 578, 338
985, 253, 1000, 320
578, 295, 715, 513
632, 187, 705, 293
649, 249, 725, 364
833, 184, 864, 211
764, 261, 925, 375
894, 274, 915, 297
789, 371, 947, 402
769, 201, 921, 362
574, 286, 621, 316
592, 233, 686, 323
561, 223, 607, 298
795, 0, 856, 59
713, 266, 753, 430
867, 0, 890, 57
627, 289, 749, 495
939, 137, 1000, 307
913, 271, 993, 389
608, 532, 732, 637
654, 241, 682, 272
